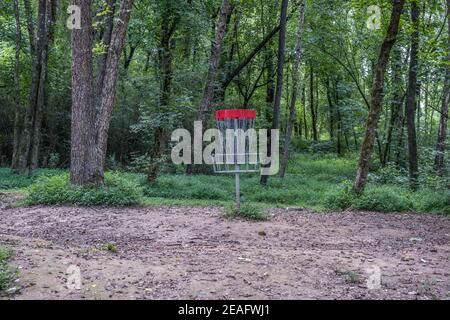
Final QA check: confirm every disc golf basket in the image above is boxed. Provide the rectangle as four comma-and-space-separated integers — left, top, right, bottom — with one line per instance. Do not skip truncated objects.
213, 109, 259, 211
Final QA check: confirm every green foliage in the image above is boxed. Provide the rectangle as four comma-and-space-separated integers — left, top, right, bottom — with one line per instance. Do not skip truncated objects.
369, 164, 409, 185
0, 168, 62, 190
309, 141, 336, 153
102, 243, 118, 253
323, 180, 354, 210
0, 247, 12, 262
413, 190, 450, 215
324, 182, 448, 214
26, 172, 142, 206
351, 186, 413, 213
0, 247, 16, 292
344, 270, 361, 284
1, 153, 447, 214
224, 203, 269, 221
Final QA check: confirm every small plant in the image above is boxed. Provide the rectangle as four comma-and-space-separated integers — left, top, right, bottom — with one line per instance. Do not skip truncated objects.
101, 243, 118, 253
344, 270, 361, 284
351, 186, 413, 212
323, 181, 354, 211
48, 152, 60, 168
418, 279, 438, 299
0, 247, 18, 293
224, 203, 269, 221
25, 172, 142, 206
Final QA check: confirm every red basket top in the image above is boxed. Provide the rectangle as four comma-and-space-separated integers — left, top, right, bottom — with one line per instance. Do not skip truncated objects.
215, 109, 256, 120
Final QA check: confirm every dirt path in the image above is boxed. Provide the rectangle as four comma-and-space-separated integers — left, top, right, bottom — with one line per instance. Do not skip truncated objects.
0, 203, 449, 300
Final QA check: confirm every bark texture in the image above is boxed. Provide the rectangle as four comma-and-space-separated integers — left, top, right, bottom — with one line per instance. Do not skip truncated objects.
70, 0, 134, 185
279, 0, 306, 178
405, 0, 420, 190
11, 0, 22, 169
198, 0, 232, 128
353, 0, 405, 193
433, 0, 450, 175
18, 0, 57, 172
260, 0, 288, 185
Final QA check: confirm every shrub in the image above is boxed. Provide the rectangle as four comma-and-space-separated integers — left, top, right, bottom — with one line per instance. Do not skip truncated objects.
0, 168, 61, 190
0, 247, 12, 262
344, 270, 361, 284
224, 203, 269, 221
414, 190, 449, 214
143, 175, 231, 201
250, 188, 300, 204
323, 181, 354, 211
0, 247, 16, 292
26, 172, 142, 206
369, 164, 409, 186
309, 141, 336, 153
351, 186, 413, 212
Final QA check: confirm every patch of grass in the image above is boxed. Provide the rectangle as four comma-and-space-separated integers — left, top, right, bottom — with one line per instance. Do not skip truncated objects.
141, 197, 230, 207
0, 168, 62, 190
2, 153, 447, 214
25, 172, 142, 206
224, 203, 269, 221
0, 247, 17, 293
324, 183, 447, 214
323, 181, 354, 211
140, 154, 357, 211
413, 190, 449, 215
344, 270, 361, 284
0, 247, 12, 262
351, 186, 413, 213
101, 243, 118, 253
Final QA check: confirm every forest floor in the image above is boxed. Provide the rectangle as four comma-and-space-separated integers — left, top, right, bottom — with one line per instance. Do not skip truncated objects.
0, 194, 449, 300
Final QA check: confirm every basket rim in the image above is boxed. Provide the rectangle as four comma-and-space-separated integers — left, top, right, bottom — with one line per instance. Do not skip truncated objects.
215, 109, 256, 120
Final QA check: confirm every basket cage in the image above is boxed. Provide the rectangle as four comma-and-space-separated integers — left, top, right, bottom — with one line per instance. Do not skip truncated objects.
213, 109, 259, 174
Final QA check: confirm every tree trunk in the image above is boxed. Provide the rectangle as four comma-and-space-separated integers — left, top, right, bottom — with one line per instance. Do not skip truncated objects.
382, 46, 404, 165
337, 105, 342, 155
326, 79, 335, 141
260, 0, 288, 185
148, 13, 178, 182
185, 0, 231, 175
333, 79, 342, 155
353, 0, 405, 193
70, 0, 133, 185
198, 0, 232, 128
309, 65, 318, 141
302, 86, 308, 140
11, 0, 22, 169
70, 0, 96, 185
95, 0, 116, 107
405, 0, 420, 190
94, 0, 134, 181
31, 0, 57, 170
279, 0, 305, 179
434, 0, 450, 175
18, 0, 55, 172
265, 47, 275, 123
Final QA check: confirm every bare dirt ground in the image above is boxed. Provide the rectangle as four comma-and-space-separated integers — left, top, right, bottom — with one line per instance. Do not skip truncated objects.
0, 196, 449, 300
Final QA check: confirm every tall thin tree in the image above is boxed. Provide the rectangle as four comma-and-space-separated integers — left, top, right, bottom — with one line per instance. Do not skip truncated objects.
434, 0, 450, 175
198, 0, 232, 128
70, 0, 134, 185
279, 0, 306, 178
406, 0, 420, 190
353, 0, 406, 193
11, 0, 22, 169
260, 0, 289, 185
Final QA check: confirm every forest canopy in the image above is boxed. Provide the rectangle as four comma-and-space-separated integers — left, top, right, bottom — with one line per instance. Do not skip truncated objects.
0, 0, 448, 211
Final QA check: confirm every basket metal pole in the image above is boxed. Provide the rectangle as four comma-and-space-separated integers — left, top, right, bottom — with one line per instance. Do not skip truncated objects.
234, 118, 240, 212
235, 165, 240, 212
